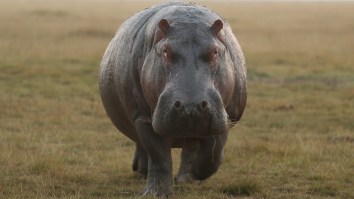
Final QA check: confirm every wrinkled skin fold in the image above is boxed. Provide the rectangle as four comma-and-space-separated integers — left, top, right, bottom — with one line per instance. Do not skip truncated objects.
99, 2, 246, 198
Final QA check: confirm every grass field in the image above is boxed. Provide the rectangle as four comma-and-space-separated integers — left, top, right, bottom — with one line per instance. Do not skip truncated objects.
1, 0, 353, 198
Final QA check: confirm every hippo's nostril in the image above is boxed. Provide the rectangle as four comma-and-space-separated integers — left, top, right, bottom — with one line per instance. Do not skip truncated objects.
174, 101, 182, 109
201, 100, 208, 109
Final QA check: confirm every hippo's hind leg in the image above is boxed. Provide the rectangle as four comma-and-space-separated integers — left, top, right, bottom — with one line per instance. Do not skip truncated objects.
192, 133, 228, 180
132, 144, 148, 177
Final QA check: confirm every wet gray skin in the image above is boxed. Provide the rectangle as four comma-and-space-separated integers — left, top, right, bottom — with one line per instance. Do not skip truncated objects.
99, 2, 247, 198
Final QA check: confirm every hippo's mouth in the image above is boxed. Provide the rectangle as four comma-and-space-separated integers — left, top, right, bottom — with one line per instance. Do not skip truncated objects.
152, 109, 228, 137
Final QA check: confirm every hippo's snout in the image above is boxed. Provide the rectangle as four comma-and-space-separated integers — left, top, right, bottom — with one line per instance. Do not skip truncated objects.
173, 100, 209, 112
171, 100, 211, 126
152, 88, 229, 137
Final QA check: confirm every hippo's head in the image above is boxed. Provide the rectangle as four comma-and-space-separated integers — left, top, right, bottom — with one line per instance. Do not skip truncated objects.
140, 17, 241, 137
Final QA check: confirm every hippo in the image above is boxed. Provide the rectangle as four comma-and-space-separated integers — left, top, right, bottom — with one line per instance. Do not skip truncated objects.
99, 2, 246, 197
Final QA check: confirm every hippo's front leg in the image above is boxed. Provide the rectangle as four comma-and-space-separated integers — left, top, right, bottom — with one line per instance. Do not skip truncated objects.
135, 117, 173, 197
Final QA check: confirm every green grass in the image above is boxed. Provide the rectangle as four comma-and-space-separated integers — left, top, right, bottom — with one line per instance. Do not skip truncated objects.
1, 0, 353, 198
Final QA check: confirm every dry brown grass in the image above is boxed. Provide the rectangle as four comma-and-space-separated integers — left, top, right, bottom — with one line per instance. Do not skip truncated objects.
1, 0, 353, 198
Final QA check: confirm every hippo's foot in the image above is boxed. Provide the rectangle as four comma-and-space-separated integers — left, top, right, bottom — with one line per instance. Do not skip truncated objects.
140, 160, 173, 198
132, 144, 148, 178
141, 162, 173, 198
141, 183, 172, 198
174, 173, 194, 184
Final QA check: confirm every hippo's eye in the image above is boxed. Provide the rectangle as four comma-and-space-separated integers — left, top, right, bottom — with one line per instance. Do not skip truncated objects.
162, 48, 172, 68
207, 47, 219, 69
161, 45, 177, 67
211, 49, 218, 61
213, 50, 218, 58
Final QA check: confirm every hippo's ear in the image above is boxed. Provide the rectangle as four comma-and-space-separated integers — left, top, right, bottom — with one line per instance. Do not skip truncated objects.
211, 19, 225, 43
159, 19, 170, 34
211, 19, 223, 34
153, 19, 170, 45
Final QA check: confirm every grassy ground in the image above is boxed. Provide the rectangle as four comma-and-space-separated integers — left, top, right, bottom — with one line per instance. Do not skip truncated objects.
1, 0, 353, 198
